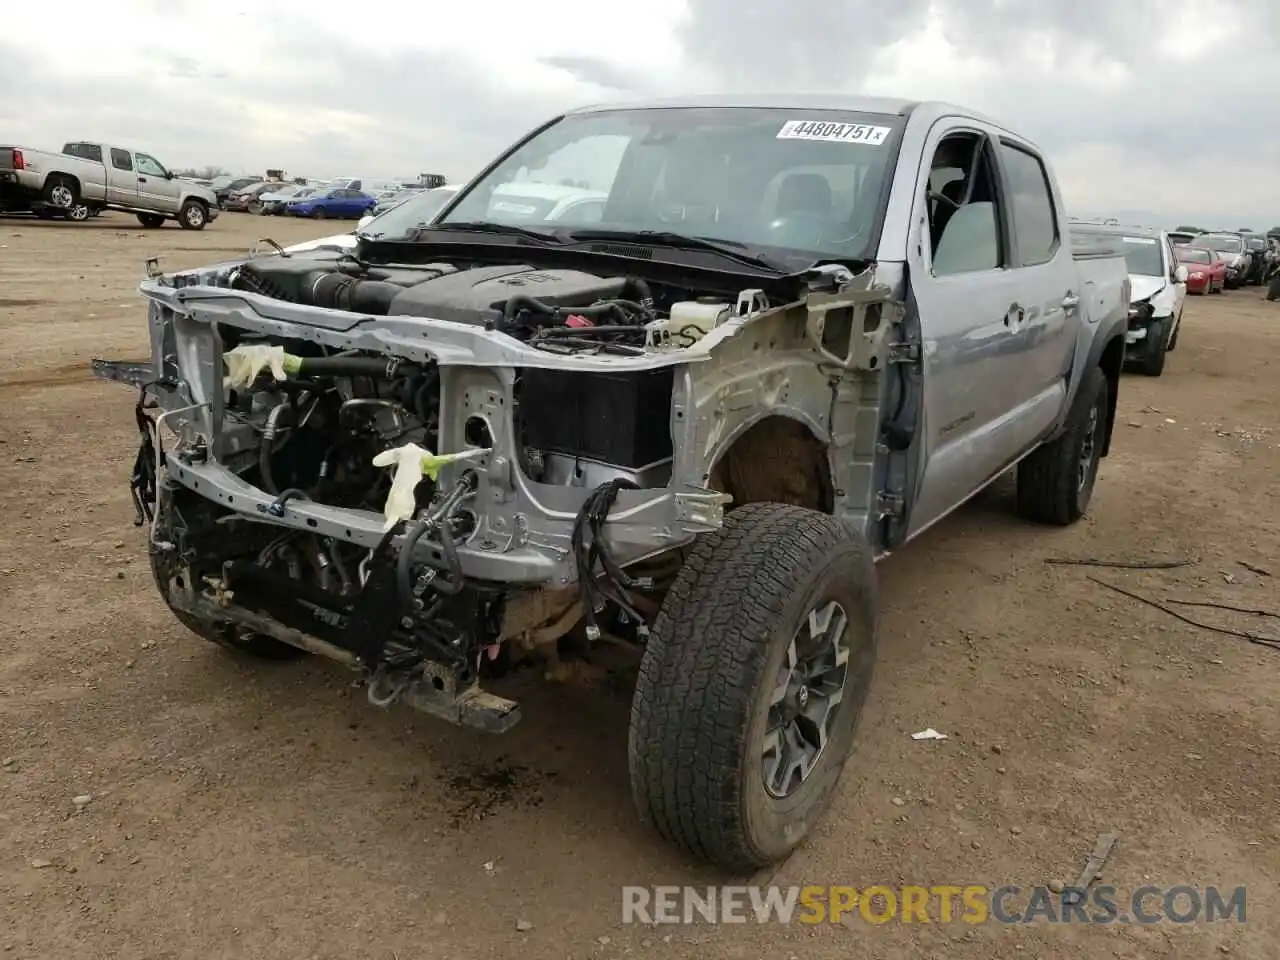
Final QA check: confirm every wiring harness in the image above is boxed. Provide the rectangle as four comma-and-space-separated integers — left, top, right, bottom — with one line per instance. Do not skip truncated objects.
569, 479, 654, 641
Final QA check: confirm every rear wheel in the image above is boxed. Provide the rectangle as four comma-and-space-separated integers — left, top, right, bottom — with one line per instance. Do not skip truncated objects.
42, 176, 78, 209
312, 208, 326, 219
629, 502, 878, 869
1016, 364, 1108, 525
67, 203, 91, 222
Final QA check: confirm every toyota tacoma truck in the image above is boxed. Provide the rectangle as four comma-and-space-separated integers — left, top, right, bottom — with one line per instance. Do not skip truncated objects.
93, 95, 1129, 870
0, 142, 217, 229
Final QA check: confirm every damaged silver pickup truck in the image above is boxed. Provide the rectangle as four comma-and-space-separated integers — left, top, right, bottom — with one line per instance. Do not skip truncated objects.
94, 95, 1130, 869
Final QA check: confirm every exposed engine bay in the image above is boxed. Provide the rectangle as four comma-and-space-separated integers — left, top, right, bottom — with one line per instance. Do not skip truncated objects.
227, 250, 769, 355
99, 244, 895, 733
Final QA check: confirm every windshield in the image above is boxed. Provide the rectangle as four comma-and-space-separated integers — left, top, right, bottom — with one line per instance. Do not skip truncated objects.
1199, 234, 1243, 253
1246, 238, 1264, 250
360, 187, 460, 237
1116, 235, 1164, 275
433, 107, 905, 264
1176, 247, 1211, 264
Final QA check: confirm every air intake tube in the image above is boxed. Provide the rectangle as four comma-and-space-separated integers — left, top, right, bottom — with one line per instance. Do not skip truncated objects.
302, 270, 402, 315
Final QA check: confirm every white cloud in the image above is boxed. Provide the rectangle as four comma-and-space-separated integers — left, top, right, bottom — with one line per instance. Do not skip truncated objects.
3, 0, 1278, 227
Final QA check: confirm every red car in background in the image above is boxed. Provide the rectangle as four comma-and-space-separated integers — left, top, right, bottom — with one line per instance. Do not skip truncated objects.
1175, 245, 1226, 294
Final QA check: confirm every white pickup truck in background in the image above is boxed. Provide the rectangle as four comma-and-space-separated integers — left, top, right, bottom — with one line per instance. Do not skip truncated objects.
0, 141, 218, 229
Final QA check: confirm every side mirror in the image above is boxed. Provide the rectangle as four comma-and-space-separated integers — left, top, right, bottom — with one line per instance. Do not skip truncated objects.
164, 170, 174, 180
357, 215, 374, 231
1174, 264, 1189, 283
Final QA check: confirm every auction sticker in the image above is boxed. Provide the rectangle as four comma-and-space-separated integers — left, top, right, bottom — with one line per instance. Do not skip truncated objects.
777, 120, 891, 145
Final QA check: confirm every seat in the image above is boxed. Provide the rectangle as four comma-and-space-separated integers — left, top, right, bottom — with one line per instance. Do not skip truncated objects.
933, 201, 999, 274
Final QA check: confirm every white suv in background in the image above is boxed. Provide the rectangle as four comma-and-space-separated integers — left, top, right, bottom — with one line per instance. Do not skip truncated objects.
1072, 221, 1187, 376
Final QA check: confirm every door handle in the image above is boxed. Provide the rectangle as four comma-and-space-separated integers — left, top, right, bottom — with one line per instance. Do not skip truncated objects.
138, 176, 147, 182
1003, 303, 1025, 327
1061, 293, 1080, 310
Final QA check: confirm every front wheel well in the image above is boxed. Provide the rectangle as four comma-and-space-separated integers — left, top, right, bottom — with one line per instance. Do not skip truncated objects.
1098, 334, 1124, 456
708, 415, 833, 513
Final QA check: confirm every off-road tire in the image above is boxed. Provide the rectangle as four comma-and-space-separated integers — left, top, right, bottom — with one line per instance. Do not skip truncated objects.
137, 213, 166, 228
629, 502, 878, 870
1016, 364, 1108, 526
178, 200, 208, 230
1138, 319, 1169, 376
149, 541, 304, 661
42, 175, 78, 209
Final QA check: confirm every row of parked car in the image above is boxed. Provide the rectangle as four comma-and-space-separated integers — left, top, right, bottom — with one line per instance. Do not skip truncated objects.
1070, 219, 1280, 377
205, 175, 436, 220
1167, 228, 1278, 290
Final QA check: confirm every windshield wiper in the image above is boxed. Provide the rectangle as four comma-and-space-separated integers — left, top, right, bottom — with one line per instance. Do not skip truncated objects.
406, 220, 564, 244
562, 229, 793, 273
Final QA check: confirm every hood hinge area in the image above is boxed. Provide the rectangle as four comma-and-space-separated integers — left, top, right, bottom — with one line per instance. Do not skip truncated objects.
887, 339, 920, 364
876, 491, 905, 519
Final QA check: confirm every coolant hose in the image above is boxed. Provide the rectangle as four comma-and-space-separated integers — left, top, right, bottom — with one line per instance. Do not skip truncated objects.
260, 400, 294, 494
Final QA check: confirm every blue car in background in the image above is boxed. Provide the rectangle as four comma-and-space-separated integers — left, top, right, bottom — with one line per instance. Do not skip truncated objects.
286, 187, 377, 219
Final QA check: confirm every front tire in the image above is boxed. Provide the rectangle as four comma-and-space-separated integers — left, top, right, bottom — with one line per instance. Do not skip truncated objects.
629, 502, 878, 869
1138, 319, 1169, 376
178, 200, 207, 230
1016, 364, 1108, 525
150, 544, 304, 661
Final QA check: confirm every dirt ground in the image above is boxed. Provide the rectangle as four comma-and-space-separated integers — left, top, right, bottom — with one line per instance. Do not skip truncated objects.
1, 211, 1277, 960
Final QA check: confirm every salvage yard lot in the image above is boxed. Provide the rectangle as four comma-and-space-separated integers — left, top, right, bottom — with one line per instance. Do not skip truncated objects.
1, 212, 1278, 960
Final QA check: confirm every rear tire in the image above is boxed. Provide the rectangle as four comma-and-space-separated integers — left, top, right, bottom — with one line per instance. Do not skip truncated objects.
313, 208, 326, 219
67, 203, 90, 222
1267, 275, 1280, 301
42, 176, 78, 209
629, 502, 878, 869
1016, 364, 1108, 526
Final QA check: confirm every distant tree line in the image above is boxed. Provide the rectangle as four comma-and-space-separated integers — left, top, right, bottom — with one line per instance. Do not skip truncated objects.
173, 165, 231, 180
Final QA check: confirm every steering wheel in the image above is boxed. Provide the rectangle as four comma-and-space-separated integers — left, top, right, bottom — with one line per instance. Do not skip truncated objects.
763, 212, 830, 250
655, 200, 719, 225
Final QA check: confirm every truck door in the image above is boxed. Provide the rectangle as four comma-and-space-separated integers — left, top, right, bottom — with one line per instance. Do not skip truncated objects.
905, 126, 1043, 536
989, 138, 1079, 443
134, 152, 181, 214
106, 147, 138, 205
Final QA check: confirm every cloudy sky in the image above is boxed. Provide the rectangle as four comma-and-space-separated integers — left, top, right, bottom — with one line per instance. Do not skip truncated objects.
4, 0, 1278, 228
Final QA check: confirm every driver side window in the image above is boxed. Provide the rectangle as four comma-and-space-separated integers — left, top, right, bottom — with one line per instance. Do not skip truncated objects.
927, 133, 1004, 277
135, 153, 166, 178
